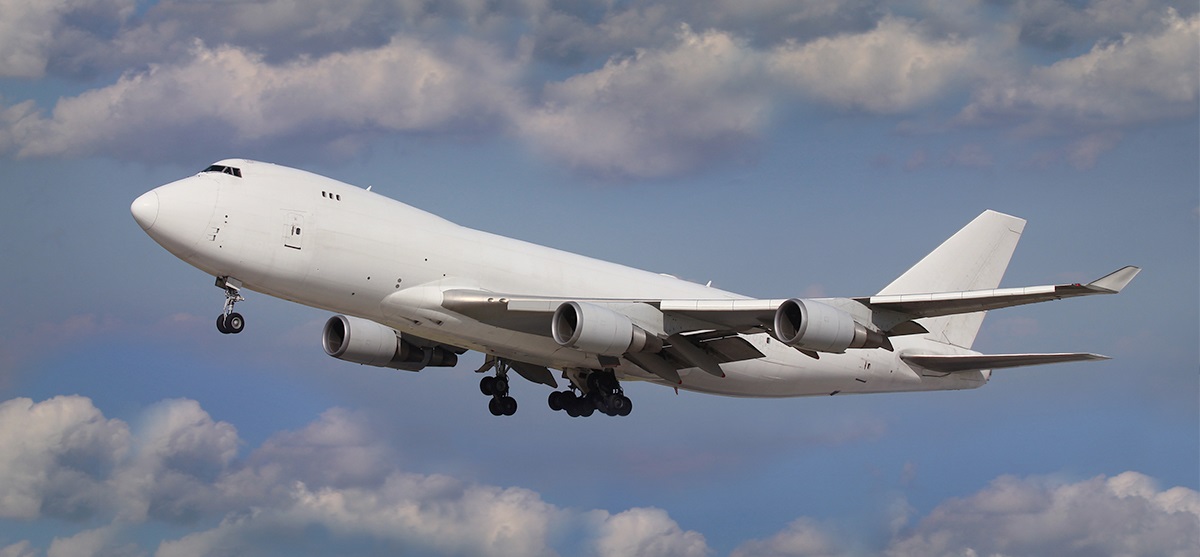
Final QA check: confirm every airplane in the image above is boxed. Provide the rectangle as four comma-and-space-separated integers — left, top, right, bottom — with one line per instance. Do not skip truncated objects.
131, 159, 1140, 417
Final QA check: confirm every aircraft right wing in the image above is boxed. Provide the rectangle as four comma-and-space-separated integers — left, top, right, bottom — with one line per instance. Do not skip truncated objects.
857, 266, 1141, 321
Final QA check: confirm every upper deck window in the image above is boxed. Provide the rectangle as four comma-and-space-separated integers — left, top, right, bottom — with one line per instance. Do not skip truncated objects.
202, 164, 242, 178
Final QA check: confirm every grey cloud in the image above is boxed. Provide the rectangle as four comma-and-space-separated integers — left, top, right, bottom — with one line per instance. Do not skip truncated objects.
0, 0, 134, 78
1014, 0, 1198, 49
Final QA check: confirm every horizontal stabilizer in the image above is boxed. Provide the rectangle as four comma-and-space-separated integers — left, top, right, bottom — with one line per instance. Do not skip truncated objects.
902, 352, 1109, 373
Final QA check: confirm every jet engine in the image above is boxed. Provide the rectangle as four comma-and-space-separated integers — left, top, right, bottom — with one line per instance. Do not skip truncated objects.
322, 315, 457, 371
552, 301, 662, 356
773, 299, 888, 353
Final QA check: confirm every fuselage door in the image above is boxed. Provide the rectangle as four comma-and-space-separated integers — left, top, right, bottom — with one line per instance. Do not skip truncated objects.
284, 212, 304, 250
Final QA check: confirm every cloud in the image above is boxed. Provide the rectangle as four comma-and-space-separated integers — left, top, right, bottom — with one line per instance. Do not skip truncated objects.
730, 517, 845, 557
0, 396, 130, 520
959, 9, 1199, 135
886, 472, 1200, 557
2, 37, 523, 161
3, 395, 1197, 556
0, 395, 711, 557
0, 0, 134, 78
592, 507, 710, 557
1014, 0, 1197, 49
0, 1, 1195, 175
768, 17, 980, 113
518, 25, 770, 178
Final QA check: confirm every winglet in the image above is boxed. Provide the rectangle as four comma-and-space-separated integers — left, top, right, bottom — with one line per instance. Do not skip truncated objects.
1087, 266, 1141, 293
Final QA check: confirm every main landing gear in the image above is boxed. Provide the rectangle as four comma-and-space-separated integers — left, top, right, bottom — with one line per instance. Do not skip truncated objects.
548, 369, 632, 418
479, 361, 518, 416
215, 276, 246, 335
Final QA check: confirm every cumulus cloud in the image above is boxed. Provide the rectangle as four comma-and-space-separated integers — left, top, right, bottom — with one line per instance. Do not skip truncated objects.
0, 396, 129, 520
886, 471, 1200, 557
2, 37, 523, 161
0, 0, 134, 78
768, 17, 980, 113
0, 395, 710, 557
0, 0, 1195, 175
730, 517, 845, 557
519, 26, 769, 177
592, 507, 709, 557
3, 395, 1197, 557
960, 9, 1199, 134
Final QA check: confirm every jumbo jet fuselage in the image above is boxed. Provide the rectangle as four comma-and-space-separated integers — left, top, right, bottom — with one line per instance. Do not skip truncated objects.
132, 159, 1136, 415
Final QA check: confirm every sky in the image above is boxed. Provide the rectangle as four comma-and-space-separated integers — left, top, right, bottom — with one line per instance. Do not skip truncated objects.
0, 0, 1197, 556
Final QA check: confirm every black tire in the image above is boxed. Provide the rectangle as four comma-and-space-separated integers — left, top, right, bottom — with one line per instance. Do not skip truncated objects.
500, 396, 518, 416
616, 395, 633, 417
548, 391, 564, 411
216, 314, 229, 334
480, 376, 496, 396
488, 398, 503, 416
492, 376, 509, 396
225, 313, 245, 334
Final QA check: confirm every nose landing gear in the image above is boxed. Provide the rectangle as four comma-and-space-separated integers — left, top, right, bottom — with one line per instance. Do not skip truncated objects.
215, 276, 246, 335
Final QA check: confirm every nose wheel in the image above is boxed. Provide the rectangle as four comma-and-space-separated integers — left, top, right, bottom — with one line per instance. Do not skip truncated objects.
215, 277, 246, 335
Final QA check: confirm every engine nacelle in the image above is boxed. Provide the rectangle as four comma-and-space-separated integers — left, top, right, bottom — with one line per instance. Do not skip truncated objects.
773, 299, 888, 353
322, 315, 457, 371
551, 301, 661, 356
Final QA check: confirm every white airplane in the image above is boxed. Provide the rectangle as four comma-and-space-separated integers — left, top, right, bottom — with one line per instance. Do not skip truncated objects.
131, 159, 1139, 417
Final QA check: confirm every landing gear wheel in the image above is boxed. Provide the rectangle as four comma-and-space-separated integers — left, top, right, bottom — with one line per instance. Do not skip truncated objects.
499, 396, 517, 416
225, 313, 244, 334
488, 398, 503, 416
216, 314, 230, 334
480, 376, 496, 396
614, 395, 632, 417
548, 391, 565, 411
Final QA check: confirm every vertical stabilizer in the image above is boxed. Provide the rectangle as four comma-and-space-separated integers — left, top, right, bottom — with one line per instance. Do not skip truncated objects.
878, 210, 1025, 348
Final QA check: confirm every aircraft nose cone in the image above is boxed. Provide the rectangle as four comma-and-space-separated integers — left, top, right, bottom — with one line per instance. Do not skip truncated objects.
131, 190, 159, 230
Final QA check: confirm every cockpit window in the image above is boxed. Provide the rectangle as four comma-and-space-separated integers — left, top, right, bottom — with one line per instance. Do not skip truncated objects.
202, 164, 242, 178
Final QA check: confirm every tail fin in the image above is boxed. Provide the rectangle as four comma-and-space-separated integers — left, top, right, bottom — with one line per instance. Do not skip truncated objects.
877, 210, 1025, 349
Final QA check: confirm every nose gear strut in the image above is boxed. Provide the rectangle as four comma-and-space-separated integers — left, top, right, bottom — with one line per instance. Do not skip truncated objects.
215, 276, 246, 334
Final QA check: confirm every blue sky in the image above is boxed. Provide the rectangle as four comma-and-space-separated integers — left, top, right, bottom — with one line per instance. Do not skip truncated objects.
0, 1, 1197, 556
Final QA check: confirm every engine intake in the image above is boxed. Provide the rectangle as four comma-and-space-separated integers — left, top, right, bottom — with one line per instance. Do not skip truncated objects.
322, 315, 457, 371
773, 299, 888, 353
552, 301, 661, 356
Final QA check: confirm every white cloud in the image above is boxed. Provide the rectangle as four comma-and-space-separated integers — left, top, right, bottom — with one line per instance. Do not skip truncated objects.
3, 395, 1196, 557
960, 9, 1199, 134
518, 26, 770, 177
593, 507, 710, 557
3, 38, 523, 161
768, 17, 979, 113
885, 471, 1200, 557
0, 396, 129, 520
730, 517, 845, 557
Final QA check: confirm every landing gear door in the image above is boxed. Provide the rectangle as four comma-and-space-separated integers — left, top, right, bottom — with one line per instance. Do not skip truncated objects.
284, 212, 304, 250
